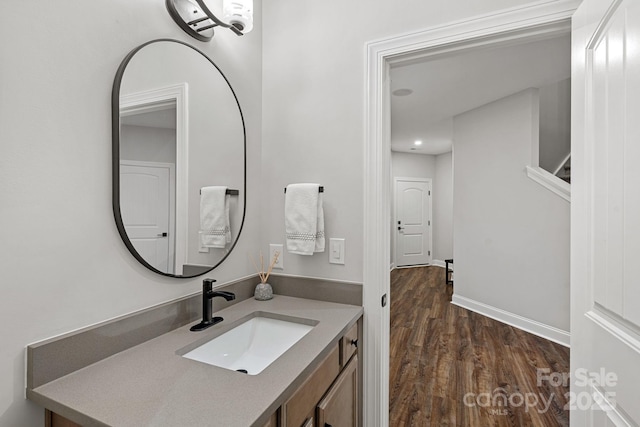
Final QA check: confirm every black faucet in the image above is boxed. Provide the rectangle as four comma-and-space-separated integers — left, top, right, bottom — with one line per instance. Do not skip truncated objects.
190, 278, 236, 331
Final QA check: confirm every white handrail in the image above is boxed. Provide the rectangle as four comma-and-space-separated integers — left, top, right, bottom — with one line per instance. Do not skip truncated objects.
552, 152, 571, 176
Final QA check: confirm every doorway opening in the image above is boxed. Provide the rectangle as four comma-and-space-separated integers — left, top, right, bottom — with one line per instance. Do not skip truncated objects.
119, 83, 189, 275
362, 2, 579, 425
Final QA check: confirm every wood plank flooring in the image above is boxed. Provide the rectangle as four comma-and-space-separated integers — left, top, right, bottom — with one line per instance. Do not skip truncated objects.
389, 266, 570, 427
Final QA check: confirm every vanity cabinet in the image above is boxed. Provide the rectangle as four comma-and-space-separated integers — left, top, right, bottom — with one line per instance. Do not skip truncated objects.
317, 355, 358, 427
45, 410, 81, 427
263, 411, 279, 427
281, 321, 360, 427
39, 312, 361, 427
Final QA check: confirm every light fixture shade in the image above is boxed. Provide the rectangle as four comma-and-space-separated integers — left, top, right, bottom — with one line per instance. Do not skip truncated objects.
197, 0, 225, 21
223, 0, 253, 33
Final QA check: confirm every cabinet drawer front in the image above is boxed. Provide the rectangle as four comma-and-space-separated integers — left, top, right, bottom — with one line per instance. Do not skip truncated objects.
340, 322, 358, 367
283, 344, 340, 427
317, 354, 358, 427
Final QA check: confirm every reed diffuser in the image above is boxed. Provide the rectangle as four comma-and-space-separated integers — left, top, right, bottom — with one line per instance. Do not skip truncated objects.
251, 251, 279, 300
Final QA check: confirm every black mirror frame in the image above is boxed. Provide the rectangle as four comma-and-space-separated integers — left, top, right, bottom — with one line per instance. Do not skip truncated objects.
111, 39, 247, 278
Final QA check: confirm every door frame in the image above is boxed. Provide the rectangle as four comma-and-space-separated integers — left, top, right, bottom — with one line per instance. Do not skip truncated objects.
120, 83, 189, 274
120, 160, 176, 274
393, 177, 432, 268
362, 1, 580, 425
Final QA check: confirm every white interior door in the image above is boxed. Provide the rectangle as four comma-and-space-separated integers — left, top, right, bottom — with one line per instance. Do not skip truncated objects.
395, 178, 432, 267
572, 0, 640, 424
120, 162, 174, 274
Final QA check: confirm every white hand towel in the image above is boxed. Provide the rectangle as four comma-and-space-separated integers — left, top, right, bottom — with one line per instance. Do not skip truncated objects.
200, 186, 230, 248
285, 183, 325, 255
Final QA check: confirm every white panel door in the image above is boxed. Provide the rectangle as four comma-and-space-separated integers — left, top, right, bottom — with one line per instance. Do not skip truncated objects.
572, 0, 640, 424
120, 163, 172, 274
395, 178, 431, 267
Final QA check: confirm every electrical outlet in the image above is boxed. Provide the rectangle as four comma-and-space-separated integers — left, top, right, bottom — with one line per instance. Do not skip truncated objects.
270, 244, 284, 269
329, 238, 345, 264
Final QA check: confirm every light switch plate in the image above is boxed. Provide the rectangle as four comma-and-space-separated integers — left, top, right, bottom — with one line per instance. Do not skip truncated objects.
270, 244, 284, 269
329, 238, 345, 264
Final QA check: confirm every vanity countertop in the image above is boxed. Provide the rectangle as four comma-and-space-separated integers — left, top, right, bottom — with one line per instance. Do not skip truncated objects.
27, 295, 363, 427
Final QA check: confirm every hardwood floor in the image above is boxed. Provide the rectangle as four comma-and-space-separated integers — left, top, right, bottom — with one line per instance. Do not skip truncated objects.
389, 266, 570, 427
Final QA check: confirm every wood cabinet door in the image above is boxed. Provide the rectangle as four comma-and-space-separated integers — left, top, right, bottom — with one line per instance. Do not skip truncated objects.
45, 410, 81, 427
282, 345, 340, 427
316, 354, 358, 427
262, 410, 278, 427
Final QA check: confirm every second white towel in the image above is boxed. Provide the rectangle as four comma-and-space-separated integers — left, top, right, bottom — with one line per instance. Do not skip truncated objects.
200, 186, 231, 248
285, 183, 325, 255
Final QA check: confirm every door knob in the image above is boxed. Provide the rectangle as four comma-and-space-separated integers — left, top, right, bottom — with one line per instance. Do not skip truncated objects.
157, 232, 168, 237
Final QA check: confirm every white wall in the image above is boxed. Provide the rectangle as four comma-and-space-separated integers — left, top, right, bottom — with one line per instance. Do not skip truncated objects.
452, 89, 570, 332
261, 0, 538, 282
391, 152, 436, 179
434, 152, 454, 262
121, 124, 177, 164
0, 1, 262, 425
539, 78, 571, 173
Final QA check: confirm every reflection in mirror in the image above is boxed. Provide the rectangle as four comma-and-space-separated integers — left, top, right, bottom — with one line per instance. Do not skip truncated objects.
113, 39, 245, 278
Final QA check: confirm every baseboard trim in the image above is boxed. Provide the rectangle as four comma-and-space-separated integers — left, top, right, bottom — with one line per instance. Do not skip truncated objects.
395, 264, 430, 269
451, 294, 570, 347
431, 259, 446, 268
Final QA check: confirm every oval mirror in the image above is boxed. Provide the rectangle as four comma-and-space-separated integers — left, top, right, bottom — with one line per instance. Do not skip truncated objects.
112, 39, 246, 278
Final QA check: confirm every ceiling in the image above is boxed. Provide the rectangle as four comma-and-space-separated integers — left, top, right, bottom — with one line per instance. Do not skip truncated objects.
390, 33, 571, 155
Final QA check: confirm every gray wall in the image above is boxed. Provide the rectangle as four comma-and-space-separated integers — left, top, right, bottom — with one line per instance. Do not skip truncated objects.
121, 125, 177, 164
391, 152, 437, 179
0, 1, 262, 425
260, 0, 535, 282
434, 152, 454, 262
539, 78, 571, 173
452, 89, 570, 332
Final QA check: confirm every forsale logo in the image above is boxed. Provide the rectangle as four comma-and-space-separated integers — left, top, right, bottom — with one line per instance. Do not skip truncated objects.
463, 368, 617, 414
463, 387, 555, 414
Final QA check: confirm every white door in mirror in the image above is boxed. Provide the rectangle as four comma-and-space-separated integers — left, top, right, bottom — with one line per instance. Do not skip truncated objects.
120, 162, 174, 273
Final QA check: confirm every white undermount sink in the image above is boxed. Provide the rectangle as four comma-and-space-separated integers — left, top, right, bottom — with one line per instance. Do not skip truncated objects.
182, 315, 316, 375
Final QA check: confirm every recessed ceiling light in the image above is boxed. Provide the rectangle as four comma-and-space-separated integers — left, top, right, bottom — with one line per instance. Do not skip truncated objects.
392, 88, 413, 97
414, 140, 423, 146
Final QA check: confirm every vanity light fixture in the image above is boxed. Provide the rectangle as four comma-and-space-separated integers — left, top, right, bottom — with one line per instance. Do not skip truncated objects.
414, 140, 423, 146
166, 0, 253, 42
